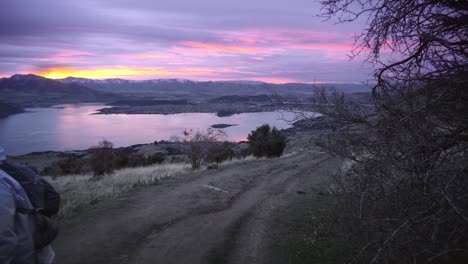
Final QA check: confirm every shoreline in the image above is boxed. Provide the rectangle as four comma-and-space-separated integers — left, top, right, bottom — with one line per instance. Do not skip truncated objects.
95, 102, 279, 116
8, 114, 327, 158
8, 116, 329, 171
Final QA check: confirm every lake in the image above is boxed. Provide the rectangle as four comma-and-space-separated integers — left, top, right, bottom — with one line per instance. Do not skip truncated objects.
0, 104, 307, 155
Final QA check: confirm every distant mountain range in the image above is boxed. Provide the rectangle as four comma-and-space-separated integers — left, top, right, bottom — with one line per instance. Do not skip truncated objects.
0, 74, 371, 113
0, 74, 121, 107
57, 76, 371, 95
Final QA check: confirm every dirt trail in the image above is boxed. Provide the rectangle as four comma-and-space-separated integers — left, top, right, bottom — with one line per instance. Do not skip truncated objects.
54, 147, 341, 264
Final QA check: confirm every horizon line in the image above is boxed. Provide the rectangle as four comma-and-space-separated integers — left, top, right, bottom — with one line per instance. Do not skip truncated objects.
1, 73, 366, 85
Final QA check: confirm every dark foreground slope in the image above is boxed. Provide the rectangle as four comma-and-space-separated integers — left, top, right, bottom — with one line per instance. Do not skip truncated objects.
53, 140, 340, 264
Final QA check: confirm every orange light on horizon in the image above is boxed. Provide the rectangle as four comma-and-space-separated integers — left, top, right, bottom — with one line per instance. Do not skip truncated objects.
33, 66, 175, 79
31, 66, 259, 81
27, 66, 315, 83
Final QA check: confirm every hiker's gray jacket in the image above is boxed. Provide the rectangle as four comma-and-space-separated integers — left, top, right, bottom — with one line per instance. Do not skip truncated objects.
0, 169, 36, 264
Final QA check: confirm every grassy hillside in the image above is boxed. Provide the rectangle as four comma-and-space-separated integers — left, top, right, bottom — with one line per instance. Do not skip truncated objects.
45, 156, 260, 218
46, 163, 191, 218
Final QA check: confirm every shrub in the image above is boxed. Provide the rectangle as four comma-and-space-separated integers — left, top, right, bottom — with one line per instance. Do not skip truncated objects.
170, 156, 186, 163
206, 143, 234, 164
247, 124, 286, 158
147, 152, 165, 165
58, 158, 85, 175
165, 146, 182, 155
114, 153, 165, 169
174, 128, 226, 169
126, 154, 147, 168
90, 139, 115, 177
114, 155, 130, 169
234, 147, 253, 159
207, 163, 219, 170
42, 163, 63, 176
43, 158, 86, 176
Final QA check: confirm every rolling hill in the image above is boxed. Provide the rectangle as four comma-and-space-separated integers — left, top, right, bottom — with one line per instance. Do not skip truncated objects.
0, 74, 121, 107
59, 77, 371, 96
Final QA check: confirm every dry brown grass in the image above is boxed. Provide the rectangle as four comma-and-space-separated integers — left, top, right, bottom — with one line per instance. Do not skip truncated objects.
45, 163, 191, 217
46, 152, 293, 218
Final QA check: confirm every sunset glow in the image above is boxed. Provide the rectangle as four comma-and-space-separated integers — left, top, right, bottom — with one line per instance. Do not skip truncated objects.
1, 0, 370, 83
34, 66, 174, 79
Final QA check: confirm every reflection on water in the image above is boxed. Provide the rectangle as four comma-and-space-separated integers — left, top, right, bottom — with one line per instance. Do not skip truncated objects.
0, 104, 308, 155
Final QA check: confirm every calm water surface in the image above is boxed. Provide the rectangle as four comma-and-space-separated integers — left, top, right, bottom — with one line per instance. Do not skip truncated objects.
0, 104, 305, 155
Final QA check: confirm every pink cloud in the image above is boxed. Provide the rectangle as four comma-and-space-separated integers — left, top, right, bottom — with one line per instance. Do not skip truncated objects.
181, 41, 259, 54
291, 43, 352, 51
3, 27, 368, 83
130, 53, 174, 59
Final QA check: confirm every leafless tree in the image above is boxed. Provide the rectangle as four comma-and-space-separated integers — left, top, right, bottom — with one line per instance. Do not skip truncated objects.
293, 0, 468, 263
321, 0, 467, 85
176, 128, 226, 169
89, 139, 115, 178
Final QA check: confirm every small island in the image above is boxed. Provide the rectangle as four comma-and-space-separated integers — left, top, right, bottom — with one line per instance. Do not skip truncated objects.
216, 109, 240, 117
211, 123, 238, 129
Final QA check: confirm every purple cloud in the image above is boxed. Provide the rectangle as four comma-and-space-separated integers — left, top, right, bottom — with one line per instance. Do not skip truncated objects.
0, 0, 371, 83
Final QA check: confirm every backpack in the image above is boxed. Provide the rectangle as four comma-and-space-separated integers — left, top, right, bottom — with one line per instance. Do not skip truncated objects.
0, 161, 60, 249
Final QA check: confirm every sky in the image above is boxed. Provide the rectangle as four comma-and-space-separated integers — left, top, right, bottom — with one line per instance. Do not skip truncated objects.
0, 0, 371, 83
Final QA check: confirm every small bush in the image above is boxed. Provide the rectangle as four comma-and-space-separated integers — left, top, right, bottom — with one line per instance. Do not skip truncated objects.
147, 153, 165, 165
126, 154, 147, 168
165, 146, 182, 155
43, 158, 86, 176
170, 156, 186, 163
90, 139, 115, 177
114, 153, 165, 169
174, 128, 226, 169
207, 163, 219, 170
58, 158, 85, 175
247, 124, 287, 158
43, 163, 63, 176
234, 147, 253, 159
114, 155, 130, 169
207, 143, 234, 164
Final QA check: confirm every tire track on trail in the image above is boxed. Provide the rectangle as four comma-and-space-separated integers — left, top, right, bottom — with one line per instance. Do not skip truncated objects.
127, 154, 333, 264
53, 150, 338, 264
